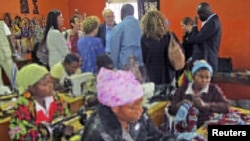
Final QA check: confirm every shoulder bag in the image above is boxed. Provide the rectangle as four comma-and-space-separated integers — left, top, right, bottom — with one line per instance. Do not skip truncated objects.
168, 33, 185, 71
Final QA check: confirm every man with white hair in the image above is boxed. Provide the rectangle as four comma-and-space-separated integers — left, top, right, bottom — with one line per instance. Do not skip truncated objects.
96, 8, 116, 55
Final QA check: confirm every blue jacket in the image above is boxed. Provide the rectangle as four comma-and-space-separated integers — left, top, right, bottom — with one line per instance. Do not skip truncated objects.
110, 16, 143, 69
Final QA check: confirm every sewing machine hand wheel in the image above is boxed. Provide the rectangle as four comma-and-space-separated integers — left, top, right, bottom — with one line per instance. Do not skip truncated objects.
77, 107, 87, 125
63, 78, 73, 93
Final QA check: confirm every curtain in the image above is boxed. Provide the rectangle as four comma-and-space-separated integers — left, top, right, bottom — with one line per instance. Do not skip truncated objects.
137, 0, 160, 19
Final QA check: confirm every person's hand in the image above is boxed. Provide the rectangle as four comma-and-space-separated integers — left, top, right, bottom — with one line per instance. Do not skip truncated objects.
178, 99, 192, 108
193, 96, 209, 109
63, 125, 74, 138
194, 16, 199, 26
182, 99, 193, 105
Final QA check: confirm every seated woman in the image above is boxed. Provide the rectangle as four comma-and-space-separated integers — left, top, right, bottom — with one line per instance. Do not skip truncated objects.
8, 63, 73, 141
50, 53, 81, 92
168, 60, 230, 129
96, 54, 114, 72
81, 68, 174, 141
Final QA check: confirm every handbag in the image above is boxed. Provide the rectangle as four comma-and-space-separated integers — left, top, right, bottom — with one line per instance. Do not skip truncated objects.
168, 33, 185, 71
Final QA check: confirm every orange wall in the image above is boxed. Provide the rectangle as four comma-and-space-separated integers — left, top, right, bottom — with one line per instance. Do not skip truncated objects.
0, 0, 70, 29
70, 0, 250, 70
160, 0, 250, 70
67, 0, 105, 23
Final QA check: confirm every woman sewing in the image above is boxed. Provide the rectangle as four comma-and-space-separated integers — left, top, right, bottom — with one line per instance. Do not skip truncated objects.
8, 63, 74, 141
50, 53, 81, 92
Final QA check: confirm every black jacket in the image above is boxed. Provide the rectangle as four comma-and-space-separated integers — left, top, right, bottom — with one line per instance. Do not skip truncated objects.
187, 14, 222, 73
81, 104, 169, 141
182, 31, 195, 61
96, 23, 117, 48
141, 33, 176, 85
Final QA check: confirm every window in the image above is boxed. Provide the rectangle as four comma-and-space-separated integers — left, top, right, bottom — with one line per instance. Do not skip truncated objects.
105, 1, 138, 23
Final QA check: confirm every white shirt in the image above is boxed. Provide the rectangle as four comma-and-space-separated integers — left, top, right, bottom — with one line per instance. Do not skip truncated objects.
35, 96, 54, 117
185, 82, 209, 96
202, 13, 216, 27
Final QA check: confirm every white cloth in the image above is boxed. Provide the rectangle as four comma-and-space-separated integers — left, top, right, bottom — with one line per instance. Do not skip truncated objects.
0, 21, 15, 87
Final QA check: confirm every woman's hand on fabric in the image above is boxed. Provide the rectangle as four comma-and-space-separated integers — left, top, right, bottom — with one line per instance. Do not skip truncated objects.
193, 96, 209, 109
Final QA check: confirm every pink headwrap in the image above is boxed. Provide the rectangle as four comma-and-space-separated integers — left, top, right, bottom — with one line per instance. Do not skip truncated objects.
97, 68, 144, 107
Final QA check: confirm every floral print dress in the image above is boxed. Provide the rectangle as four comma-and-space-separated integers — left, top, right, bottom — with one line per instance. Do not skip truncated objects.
8, 91, 70, 141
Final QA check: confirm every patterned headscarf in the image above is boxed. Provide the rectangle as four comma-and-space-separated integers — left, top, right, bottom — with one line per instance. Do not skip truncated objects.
16, 63, 49, 94
97, 68, 143, 107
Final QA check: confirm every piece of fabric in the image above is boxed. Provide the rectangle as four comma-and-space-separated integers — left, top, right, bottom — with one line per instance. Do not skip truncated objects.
124, 55, 144, 83
177, 132, 207, 141
174, 103, 199, 134
97, 68, 143, 107
16, 63, 49, 94
177, 70, 192, 87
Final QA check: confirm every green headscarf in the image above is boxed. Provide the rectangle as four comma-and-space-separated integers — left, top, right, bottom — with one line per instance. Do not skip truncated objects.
17, 63, 49, 94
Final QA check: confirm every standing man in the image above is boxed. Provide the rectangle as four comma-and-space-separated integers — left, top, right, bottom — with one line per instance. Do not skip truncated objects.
187, 2, 222, 73
0, 20, 17, 89
96, 8, 116, 55
110, 4, 143, 69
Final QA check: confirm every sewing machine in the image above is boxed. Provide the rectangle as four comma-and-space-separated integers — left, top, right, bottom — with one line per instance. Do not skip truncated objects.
63, 72, 96, 97
141, 82, 155, 105
0, 89, 19, 118
37, 107, 88, 141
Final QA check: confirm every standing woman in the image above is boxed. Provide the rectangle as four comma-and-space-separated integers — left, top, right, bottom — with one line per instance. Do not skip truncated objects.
44, 9, 69, 69
141, 10, 176, 86
181, 17, 195, 62
77, 16, 105, 74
